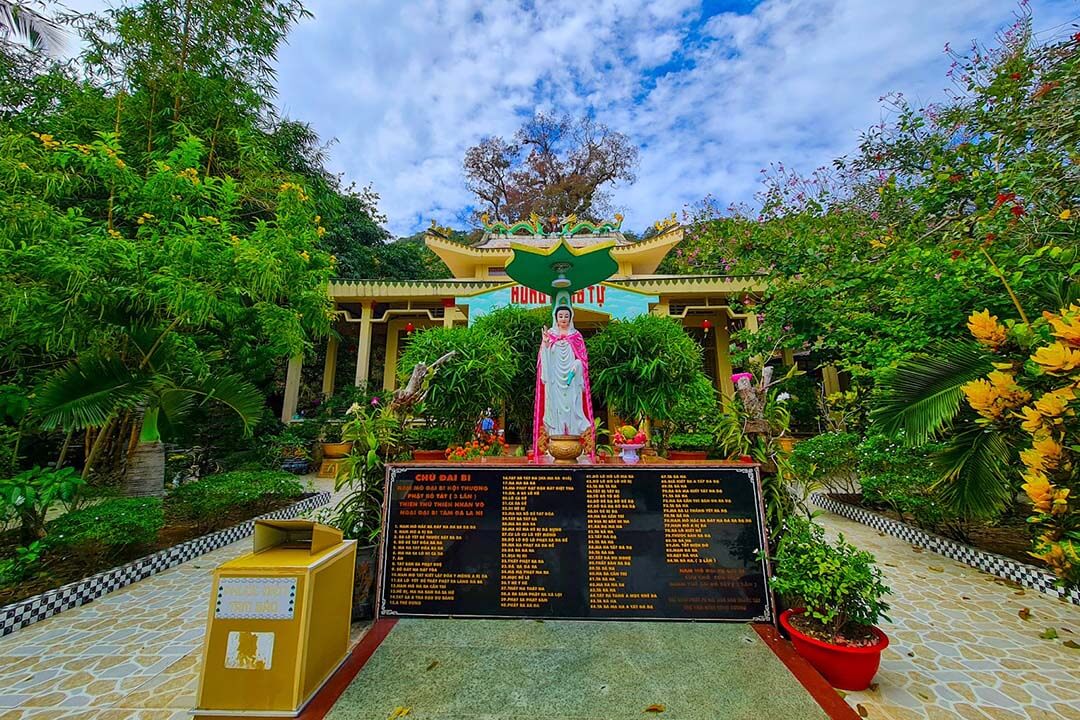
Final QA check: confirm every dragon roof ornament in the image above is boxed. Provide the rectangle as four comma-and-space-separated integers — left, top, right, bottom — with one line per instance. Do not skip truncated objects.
480, 212, 624, 237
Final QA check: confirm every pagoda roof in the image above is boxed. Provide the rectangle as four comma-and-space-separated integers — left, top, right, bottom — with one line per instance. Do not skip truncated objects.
473, 231, 633, 250
425, 225, 686, 278
327, 273, 766, 302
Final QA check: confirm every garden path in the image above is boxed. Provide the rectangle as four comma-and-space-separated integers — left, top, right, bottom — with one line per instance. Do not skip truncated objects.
0, 474, 357, 719
813, 503, 1080, 720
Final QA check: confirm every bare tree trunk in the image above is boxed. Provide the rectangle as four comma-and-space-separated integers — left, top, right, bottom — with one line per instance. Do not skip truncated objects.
125, 440, 165, 497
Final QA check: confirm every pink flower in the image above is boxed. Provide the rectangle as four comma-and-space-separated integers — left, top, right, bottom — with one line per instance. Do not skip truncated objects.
870, 211, 880, 221
731, 372, 754, 385
370, 397, 380, 406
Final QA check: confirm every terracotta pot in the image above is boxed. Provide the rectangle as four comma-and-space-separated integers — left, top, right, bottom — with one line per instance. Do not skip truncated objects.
412, 449, 447, 462
320, 441, 353, 459
667, 450, 708, 461
779, 609, 888, 691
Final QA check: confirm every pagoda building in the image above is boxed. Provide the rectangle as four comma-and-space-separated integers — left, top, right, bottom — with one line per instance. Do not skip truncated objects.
280, 217, 771, 423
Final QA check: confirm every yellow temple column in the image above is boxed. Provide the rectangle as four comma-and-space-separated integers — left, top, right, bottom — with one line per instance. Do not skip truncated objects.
354, 300, 374, 387
822, 365, 842, 395
281, 354, 303, 423
383, 321, 402, 392
782, 348, 795, 366
715, 318, 734, 402
321, 335, 338, 398
651, 301, 670, 316
443, 306, 465, 328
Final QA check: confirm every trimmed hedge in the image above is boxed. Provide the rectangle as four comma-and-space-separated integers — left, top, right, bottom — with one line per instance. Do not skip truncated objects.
47, 497, 165, 553
167, 471, 304, 527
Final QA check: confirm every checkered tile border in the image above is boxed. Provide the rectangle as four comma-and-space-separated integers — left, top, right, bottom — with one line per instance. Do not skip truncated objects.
0, 491, 331, 637
811, 492, 1080, 607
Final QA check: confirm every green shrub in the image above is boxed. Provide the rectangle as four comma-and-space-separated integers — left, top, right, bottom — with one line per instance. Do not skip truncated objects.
856, 434, 959, 532
407, 426, 457, 451
398, 326, 514, 443
668, 433, 713, 451
0, 541, 44, 586
47, 498, 164, 553
588, 315, 711, 425
788, 432, 860, 492
472, 306, 549, 442
168, 471, 304, 528
770, 516, 890, 640
0, 466, 85, 544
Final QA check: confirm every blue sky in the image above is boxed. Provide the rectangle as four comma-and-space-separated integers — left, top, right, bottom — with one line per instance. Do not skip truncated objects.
68, 1, 1080, 237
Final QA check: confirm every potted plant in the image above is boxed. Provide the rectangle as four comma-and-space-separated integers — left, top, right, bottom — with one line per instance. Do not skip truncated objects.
329, 402, 404, 620
770, 516, 891, 691
409, 426, 455, 462
270, 428, 313, 474
667, 432, 712, 461
591, 418, 616, 464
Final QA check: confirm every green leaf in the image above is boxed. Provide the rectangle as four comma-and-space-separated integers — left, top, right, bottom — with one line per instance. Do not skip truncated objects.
870, 341, 993, 445
33, 356, 151, 431
932, 424, 1012, 519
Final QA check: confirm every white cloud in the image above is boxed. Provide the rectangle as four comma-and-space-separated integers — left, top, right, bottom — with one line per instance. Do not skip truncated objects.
61, 0, 1080, 236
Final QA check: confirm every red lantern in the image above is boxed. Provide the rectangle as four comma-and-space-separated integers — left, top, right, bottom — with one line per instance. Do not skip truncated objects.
405, 322, 415, 334
702, 319, 712, 336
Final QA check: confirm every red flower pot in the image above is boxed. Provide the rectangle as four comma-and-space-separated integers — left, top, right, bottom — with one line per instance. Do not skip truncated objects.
667, 450, 708, 461
412, 449, 448, 462
779, 609, 888, 691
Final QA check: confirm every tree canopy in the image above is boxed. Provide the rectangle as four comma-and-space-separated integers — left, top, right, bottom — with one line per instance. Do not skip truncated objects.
463, 112, 638, 224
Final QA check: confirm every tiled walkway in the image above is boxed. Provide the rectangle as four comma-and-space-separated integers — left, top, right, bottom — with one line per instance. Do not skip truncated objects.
0, 538, 249, 719
0, 474, 348, 719
1, 480, 1078, 718
814, 505, 1080, 720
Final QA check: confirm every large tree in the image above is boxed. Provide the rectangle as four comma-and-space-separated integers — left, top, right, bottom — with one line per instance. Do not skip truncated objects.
463, 113, 638, 224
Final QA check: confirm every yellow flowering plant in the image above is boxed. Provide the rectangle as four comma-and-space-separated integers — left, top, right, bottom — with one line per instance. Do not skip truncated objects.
959, 305, 1080, 586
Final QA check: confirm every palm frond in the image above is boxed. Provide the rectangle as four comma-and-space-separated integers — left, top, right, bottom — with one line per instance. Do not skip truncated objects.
870, 341, 993, 445
0, 2, 67, 55
174, 373, 265, 437
33, 356, 150, 431
156, 388, 197, 439
932, 423, 1013, 520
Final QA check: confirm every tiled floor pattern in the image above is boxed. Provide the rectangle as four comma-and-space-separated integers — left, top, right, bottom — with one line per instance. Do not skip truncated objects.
0, 474, 354, 719
1, 477, 1078, 718
0, 537, 249, 719
813, 505, 1080, 720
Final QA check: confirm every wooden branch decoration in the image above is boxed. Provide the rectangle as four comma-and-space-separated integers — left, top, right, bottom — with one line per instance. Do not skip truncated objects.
390, 351, 456, 414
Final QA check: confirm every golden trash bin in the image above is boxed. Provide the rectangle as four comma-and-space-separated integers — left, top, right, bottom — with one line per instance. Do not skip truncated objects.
194, 519, 356, 718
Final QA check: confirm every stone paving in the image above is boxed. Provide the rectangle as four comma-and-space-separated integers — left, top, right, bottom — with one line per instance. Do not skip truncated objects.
0, 474, 349, 719
0, 476, 1078, 718
814, 504, 1080, 720
0, 537, 248, 719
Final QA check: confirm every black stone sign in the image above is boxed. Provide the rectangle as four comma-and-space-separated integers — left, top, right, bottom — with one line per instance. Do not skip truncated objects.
377, 464, 772, 622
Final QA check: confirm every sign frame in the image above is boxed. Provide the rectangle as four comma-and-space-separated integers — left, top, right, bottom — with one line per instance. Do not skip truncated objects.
375, 463, 774, 624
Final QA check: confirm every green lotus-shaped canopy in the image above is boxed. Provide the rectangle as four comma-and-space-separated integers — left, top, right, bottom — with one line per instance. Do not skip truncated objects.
505, 239, 618, 299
